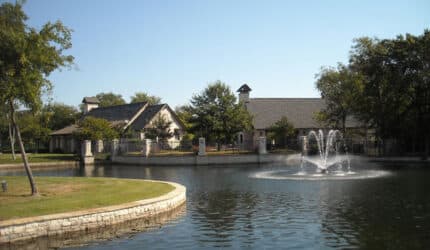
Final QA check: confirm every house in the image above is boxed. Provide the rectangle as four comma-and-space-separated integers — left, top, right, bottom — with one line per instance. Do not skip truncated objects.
236, 84, 362, 150
50, 97, 185, 153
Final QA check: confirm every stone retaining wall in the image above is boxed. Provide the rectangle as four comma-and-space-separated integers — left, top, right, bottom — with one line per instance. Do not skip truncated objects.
112, 154, 292, 166
0, 181, 186, 244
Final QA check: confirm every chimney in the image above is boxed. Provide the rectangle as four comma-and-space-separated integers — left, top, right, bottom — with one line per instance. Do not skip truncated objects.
82, 97, 100, 114
237, 84, 252, 104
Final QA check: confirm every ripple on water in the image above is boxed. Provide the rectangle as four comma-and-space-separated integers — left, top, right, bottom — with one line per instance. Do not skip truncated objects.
250, 169, 391, 181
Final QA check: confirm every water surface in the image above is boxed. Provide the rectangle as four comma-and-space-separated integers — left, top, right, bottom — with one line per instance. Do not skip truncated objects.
2, 159, 430, 249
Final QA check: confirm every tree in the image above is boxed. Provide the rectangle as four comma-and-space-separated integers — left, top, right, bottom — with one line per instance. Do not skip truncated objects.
96, 92, 126, 107
267, 116, 296, 147
188, 81, 253, 149
74, 117, 118, 141
315, 64, 363, 133
44, 102, 79, 130
18, 110, 51, 153
144, 114, 174, 142
130, 92, 161, 105
0, 2, 74, 195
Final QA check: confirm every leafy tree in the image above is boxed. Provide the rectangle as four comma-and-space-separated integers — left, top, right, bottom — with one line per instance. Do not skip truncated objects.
188, 81, 253, 149
96, 92, 126, 107
144, 114, 174, 142
316, 29, 430, 157
43, 102, 79, 130
0, 2, 74, 195
74, 117, 118, 141
18, 111, 51, 153
315, 64, 363, 133
130, 92, 161, 105
267, 116, 296, 147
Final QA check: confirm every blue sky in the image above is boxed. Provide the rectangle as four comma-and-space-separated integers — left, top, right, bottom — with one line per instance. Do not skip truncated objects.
17, 0, 430, 108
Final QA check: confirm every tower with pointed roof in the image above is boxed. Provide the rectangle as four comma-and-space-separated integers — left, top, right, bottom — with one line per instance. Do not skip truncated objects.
237, 84, 252, 104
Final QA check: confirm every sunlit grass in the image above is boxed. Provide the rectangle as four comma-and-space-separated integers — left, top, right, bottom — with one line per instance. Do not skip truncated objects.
0, 176, 174, 220
0, 153, 77, 164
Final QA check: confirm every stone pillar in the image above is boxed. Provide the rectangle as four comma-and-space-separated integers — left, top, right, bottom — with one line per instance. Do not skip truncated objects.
81, 140, 94, 165
258, 136, 267, 155
198, 137, 206, 156
49, 138, 54, 153
95, 139, 104, 153
300, 136, 308, 156
111, 139, 119, 157
70, 138, 75, 153
143, 139, 152, 157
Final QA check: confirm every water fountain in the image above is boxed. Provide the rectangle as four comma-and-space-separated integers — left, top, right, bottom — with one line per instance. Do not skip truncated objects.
300, 129, 351, 175
251, 129, 390, 180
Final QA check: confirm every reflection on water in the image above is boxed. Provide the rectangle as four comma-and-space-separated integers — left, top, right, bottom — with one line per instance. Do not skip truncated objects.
1, 160, 430, 249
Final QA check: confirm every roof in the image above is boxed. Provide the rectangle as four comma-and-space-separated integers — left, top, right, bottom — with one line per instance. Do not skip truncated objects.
82, 97, 100, 104
237, 84, 252, 93
247, 98, 361, 129
50, 124, 78, 135
51, 102, 185, 136
84, 102, 147, 122
246, 98, 325, 129
130, 104, 165, 130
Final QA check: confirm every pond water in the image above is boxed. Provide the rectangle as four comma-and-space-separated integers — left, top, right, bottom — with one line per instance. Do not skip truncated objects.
2, 158, 430, 249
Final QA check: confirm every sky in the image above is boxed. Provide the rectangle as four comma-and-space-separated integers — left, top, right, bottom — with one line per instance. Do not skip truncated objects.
11, 0, 430, 108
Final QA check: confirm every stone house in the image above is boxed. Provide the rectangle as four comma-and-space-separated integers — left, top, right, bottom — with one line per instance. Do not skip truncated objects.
50, 97, 185, 153
236, 84, 362, 150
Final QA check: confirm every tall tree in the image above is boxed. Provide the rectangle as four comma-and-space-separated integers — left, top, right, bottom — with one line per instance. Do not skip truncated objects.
188, 81, 253, 149
0, 2, 74, 195
44, 102, 80, 130
315, 64, 363, 133
130, 92, 161, 105
96, 92, 126, 107
267, 116, 296, 147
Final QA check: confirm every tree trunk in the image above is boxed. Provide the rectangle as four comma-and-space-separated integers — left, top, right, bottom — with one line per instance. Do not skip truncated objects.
9, 101, 38, 196
8, 119, 16, 160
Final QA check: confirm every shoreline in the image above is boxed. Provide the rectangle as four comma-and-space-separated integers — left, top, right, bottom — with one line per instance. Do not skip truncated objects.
0, 180, 186, 244
0, 155, 428, 171
0, 161, 79, 170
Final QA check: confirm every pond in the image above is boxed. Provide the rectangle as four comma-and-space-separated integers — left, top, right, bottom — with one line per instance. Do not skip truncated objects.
2, 158, 430, 249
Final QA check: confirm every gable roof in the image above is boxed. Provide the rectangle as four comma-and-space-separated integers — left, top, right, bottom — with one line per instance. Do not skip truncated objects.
246, 98, 325, 129
82, 97, 100, 104
51, 102, 185, 136
129, 104, 165, 130
247, 98, 361, 129
50, 124, 78, 136
237, 84, 252, 93
83, 102, 147, 123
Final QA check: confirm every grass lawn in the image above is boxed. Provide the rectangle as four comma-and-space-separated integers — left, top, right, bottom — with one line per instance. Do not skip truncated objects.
0, 153, 77, 165
0, 176, 174, 220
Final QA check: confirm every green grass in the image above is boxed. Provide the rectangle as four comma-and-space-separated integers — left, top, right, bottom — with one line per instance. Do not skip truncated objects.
0, 153, 77, 165
0, 176, 174, 220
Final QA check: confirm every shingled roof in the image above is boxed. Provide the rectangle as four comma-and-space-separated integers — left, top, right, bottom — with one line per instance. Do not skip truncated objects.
82, 97, 100, 104
129, 104, 165, 130
247, 98, 361, 129
50, 124, 79, 136
83, 102, 147, 122
246, 98, 324, 129
51, 102, 180, 136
